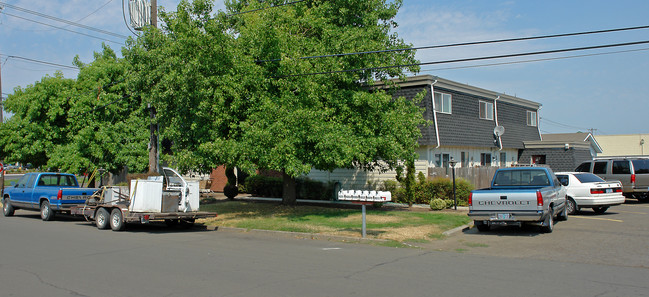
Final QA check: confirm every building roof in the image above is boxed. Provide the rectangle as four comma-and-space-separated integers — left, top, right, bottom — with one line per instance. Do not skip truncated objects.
530, 132, 603, 153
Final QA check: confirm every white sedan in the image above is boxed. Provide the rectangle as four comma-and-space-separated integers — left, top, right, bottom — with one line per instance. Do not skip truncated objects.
555, 172, 626, 214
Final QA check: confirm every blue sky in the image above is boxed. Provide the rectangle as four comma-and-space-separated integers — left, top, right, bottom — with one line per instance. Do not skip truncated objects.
1, 0, 648, 135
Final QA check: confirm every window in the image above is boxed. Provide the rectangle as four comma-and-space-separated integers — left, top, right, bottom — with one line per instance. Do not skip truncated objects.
435, 153, 451, 167
480, 153, 492, 166
434, 92, 452, 114
632, 159, 649, 174
593, 161, 608, 175
575, 162, 592, 172
500, 152, 507, 167
532, 155, 546, 165
479, 101, 494, 120
527, 110, 537, 126
612, 161, 631, 174
556, 175, 569, 186
461, 152, 468, 167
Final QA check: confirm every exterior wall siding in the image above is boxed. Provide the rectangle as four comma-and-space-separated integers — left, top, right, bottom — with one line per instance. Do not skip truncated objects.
518, 148, 592, 172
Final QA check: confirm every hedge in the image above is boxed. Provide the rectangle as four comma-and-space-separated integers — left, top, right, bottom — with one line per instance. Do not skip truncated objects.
243, 175, 337, 200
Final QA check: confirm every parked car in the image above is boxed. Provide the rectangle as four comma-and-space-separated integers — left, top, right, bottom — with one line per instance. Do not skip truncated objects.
469, 167, 567, 233
575, 158, 649, 202
555, 172, 625, 214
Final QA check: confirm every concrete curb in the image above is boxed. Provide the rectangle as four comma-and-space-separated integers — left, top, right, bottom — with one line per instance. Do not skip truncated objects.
442, 223, 473, 236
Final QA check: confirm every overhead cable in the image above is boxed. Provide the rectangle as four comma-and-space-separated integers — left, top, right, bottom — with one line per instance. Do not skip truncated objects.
257, 25, 649, 63
0, 1, 129, 39
0, 54, 79, 70
276, 40, 649, 78
2, 12, 124, 45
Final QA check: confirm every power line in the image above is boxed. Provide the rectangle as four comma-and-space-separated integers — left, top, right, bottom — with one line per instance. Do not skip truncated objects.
276, 39, 649, 78
256, 25, 649, 63
0, 54, 79, 70
2, 12, 124, 45
0, 1, 129, 39
540, 117, 589, 131
415, 47, 649, 73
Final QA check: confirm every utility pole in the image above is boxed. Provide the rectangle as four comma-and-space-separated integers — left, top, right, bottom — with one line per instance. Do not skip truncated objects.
148, 0, 159, 174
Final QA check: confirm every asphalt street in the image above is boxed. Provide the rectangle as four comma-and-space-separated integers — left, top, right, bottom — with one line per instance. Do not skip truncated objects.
1, 204, 648, 297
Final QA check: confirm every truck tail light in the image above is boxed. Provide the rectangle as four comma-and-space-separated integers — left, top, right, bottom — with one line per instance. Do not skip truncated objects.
57, 190, 62, 200
468, 192, 473, 206
536, 190, 543, 206
631, 174, 636, 184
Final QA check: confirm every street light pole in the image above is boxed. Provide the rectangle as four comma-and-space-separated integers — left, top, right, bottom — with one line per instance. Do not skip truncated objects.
449, 158, 457, 210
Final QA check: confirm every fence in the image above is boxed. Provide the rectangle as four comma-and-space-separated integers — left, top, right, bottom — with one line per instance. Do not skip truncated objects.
428, 166, 502, 189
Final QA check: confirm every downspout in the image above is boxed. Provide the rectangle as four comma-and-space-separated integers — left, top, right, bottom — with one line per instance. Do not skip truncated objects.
494, 96, 502, 151
430, 80, 440, 148
537, 106, 543, 141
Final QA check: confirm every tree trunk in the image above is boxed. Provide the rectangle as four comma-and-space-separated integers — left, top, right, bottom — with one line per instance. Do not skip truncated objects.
282, 170, 297, 205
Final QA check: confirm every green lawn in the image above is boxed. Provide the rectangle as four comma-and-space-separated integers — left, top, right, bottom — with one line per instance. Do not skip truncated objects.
199, 201, 470, 243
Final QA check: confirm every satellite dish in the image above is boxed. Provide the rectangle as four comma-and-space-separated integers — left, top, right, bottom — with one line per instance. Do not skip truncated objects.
494, 126, 505, 137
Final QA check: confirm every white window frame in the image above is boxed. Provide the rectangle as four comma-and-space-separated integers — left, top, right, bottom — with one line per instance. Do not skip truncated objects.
479, 100, 494, 120
527, 110, 538, 126
434, 92, 452, 114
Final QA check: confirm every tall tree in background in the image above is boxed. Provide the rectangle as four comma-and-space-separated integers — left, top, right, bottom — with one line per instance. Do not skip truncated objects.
125, 0, 426, 204
0, 45, 149, 174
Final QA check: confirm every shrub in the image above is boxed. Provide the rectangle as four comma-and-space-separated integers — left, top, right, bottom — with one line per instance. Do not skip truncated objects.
443, 199, 454, 208
243, 175, 336, 200
224, 183, 238, 199
430, 198, 446, 210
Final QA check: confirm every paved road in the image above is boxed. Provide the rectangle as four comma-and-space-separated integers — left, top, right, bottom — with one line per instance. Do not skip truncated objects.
423, 200, 649, 268
1, 208, 648, 297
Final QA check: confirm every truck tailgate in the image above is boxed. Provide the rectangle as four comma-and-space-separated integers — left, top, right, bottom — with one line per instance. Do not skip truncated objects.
470, 189, 539, 212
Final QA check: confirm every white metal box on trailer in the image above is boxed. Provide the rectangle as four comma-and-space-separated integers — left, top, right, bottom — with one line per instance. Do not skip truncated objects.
129, 179, 164, 212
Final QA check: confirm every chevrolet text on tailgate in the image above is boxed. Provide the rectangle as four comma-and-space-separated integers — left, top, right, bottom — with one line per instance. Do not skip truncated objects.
3, 172, 98, 221
468, 167, 568, 233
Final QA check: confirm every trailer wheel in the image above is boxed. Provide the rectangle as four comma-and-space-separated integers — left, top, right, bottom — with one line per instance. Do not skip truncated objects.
165, 219, 179, 227
180, 218, 195, 229
3, 197, 15, 217
40, 200, 55, 221
110, 208, 126, 231
95, 208, 110, 230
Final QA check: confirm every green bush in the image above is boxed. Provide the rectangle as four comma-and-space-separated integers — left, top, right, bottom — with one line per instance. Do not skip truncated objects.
379, 176, 474, 206
430, 198, 446, 210
443, 199, 454, 208
243, 175, 336, 200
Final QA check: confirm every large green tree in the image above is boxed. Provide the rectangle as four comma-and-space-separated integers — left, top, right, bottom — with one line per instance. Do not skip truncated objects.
0, 45, 149, 174
125, 0, 426, 204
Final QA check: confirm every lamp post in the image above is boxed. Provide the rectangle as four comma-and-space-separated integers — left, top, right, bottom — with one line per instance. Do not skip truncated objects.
449, 158, 457, 210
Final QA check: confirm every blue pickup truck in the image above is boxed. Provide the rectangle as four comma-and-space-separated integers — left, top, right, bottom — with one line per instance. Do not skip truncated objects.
2, 172, 98, 221
468, 167, 568, 233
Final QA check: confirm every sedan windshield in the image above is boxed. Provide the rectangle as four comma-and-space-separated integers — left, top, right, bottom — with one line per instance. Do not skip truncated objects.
574, 173, 605, 183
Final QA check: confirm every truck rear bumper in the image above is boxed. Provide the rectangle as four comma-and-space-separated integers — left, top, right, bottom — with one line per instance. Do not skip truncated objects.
468, 210, 543, 222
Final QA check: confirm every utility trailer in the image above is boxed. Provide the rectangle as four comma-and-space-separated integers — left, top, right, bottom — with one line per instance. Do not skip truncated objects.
72, 167, 216, 231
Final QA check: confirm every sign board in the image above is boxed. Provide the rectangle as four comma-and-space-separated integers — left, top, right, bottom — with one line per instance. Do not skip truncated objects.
338, 190, 392, 202
129, 0, 151, 30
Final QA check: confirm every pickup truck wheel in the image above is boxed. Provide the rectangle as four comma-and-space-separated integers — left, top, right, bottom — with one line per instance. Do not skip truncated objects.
557, 204, 568, 221
565, 198, 577, 215
40, 201, 55, 221
540, 209, 554, 233
95, 208, 110, 230
109, 209, 126, 231
475, 221, 490, 232
3, 198, 15, 216
592, 206, 609, 214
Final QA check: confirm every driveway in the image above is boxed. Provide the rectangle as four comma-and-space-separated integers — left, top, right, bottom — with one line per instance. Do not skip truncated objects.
420, 200, 649, 268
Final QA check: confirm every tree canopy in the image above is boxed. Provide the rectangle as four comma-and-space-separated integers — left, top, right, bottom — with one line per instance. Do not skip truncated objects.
0, 45, 149, 174
1, 0, 426, 205
124, 0, 426, 203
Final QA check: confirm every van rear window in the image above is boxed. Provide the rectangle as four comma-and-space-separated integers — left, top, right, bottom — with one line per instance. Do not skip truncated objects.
632, 159, 649, 174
